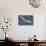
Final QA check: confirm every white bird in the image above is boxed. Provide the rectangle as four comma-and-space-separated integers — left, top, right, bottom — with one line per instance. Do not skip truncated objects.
20, 16, 32, 23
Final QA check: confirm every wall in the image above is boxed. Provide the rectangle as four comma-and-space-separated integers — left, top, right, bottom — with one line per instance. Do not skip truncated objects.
43, 15, 46, 40
0, 0, 46, 40
8, 15, 45, 40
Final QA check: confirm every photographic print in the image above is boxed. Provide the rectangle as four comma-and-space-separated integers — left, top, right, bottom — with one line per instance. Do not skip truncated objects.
18, 15, 33, 25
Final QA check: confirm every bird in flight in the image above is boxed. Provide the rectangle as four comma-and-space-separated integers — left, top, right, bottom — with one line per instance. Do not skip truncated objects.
20, 16, 32, 23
